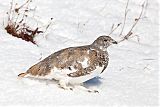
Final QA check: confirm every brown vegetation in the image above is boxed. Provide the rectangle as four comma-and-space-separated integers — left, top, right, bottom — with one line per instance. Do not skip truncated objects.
5, 0, 46, 44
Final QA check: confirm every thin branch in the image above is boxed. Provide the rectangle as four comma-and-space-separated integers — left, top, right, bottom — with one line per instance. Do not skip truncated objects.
21, 0, 31, 22
111, 24, 114, 31
119, 0, 130, 36
8, 0, 13, 22
44, 18, 54, 33
15, 0, 31, 13
118, 1, 146, 43
108, 23, 121, 36
128, 3, 144, 33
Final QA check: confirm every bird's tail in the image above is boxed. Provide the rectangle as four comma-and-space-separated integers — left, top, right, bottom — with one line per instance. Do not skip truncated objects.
18, 63, 38, 77
18, 62, 44, 77
18, 72, 29, 77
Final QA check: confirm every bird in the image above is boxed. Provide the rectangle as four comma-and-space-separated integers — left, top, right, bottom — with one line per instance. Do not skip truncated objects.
18, 35, 117, 92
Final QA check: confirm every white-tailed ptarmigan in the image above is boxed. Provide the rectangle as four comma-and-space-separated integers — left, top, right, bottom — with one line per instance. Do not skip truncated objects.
18, 35, 117, 92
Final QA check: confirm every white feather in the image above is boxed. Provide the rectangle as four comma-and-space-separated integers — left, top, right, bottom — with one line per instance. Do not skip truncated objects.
44, 65, 103, 85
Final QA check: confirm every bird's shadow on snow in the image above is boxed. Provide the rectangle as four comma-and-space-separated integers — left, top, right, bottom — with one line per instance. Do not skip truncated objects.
84, 77, 103, 88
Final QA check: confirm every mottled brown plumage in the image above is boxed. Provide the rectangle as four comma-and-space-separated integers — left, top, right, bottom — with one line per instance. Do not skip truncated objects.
18, 35, 117, 91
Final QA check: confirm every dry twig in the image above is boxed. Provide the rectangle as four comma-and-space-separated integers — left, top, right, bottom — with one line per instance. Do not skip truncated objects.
108, 23, 121, 36
119, 0, 130, 36
118, 0, 146, 43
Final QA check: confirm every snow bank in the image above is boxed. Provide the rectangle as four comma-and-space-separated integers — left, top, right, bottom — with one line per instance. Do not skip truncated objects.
0, 0, 159, 106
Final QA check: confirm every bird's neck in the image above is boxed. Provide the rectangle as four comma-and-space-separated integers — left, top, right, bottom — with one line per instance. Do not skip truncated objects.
90, 45, 108, 52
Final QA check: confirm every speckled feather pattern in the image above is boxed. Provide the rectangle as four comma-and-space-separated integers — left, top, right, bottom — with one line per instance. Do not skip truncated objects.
19, 36, 117, 85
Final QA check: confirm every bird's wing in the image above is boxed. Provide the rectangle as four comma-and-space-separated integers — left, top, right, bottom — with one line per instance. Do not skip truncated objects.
67, 65, 96, 77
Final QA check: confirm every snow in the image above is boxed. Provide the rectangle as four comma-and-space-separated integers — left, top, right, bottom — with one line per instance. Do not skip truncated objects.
0, 0, 159, 106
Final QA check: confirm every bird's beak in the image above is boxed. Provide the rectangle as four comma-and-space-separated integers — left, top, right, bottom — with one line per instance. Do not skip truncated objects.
112, 41, 118, 44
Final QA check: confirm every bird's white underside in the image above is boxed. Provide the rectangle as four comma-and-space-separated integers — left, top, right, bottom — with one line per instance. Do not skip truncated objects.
45, 65, 104, 85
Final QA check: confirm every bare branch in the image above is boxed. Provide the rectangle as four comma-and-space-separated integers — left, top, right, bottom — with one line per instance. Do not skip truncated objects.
111, 24, 114, 31
119, 0, 130, 36
108, 23, 121, 36
44, 18, 54, 33
15, 0, 31, 13
118, 1, 146, 43
8, 0, 13, 22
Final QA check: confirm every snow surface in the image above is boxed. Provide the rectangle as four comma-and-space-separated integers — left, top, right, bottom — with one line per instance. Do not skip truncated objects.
0, 0, 159, 106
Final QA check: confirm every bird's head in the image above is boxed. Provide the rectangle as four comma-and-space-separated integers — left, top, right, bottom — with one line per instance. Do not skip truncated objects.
92, 35, 117, 51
